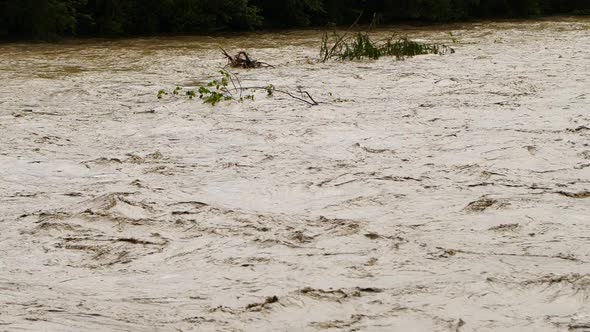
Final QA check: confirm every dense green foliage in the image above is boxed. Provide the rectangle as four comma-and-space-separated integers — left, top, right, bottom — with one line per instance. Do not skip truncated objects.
1, 0, 589, 39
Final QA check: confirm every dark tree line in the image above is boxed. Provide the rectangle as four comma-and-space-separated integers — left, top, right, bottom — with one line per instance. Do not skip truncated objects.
1, 0, 589, 39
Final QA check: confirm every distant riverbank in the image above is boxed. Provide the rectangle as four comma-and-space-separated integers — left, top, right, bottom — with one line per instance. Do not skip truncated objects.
1, 0, 589, 41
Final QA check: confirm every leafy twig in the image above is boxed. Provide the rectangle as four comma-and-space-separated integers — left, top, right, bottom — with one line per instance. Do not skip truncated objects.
157, 70, 318, 106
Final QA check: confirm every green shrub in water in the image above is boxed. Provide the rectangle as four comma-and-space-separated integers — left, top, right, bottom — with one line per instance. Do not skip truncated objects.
321, 30, 454, 62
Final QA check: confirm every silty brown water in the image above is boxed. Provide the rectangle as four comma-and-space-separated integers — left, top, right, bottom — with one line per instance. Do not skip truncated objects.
1, 17, 589, 331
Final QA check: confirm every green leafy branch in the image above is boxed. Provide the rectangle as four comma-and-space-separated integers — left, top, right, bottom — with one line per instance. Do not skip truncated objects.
157, 70, 317, 106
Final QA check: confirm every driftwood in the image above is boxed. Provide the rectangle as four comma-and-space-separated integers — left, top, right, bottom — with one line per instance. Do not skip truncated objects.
221, 48, 273, 69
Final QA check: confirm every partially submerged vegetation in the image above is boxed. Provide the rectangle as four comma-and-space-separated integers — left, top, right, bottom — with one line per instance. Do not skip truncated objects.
158, 70, 251, 106
158, 70, 318, 106
221, 49, 273, 69
157, 26, 455, 108
320, 29, 454, 62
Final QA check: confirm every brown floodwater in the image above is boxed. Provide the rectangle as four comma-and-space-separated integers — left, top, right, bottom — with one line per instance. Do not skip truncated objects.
1, 17, 589, 332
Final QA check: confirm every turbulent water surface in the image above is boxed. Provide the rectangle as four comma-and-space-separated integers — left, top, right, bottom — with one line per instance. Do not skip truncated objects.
1, 18, 590, 331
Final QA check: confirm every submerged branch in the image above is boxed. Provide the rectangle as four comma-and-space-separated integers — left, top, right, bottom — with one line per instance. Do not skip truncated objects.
158, 71, 318, 107
273, 89, 319, 106
221, 48, 274, 68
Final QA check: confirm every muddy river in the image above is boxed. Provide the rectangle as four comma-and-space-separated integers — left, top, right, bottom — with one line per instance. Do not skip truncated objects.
1, 18, 589, 331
